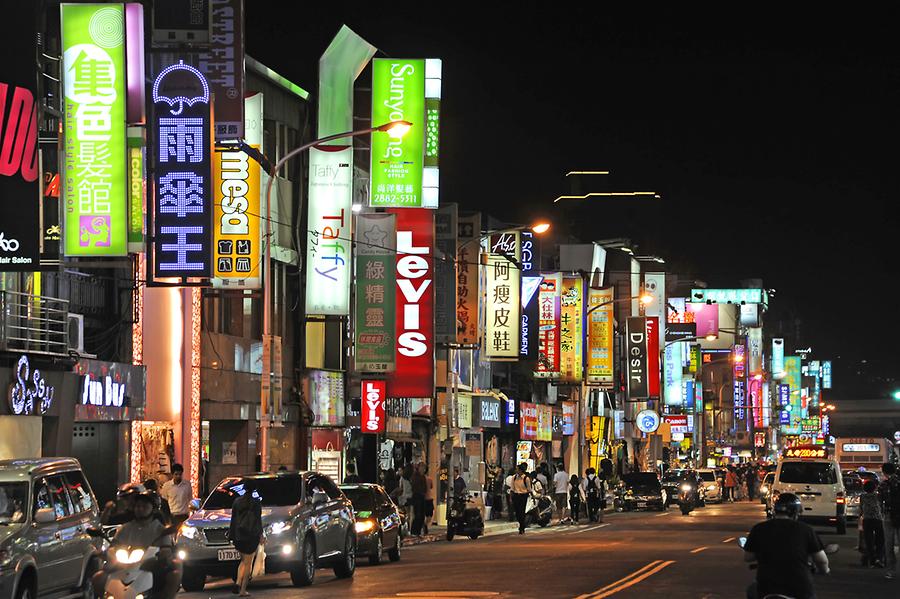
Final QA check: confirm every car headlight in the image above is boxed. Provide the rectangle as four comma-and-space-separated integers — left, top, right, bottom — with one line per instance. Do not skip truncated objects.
355, 519, 376, 533
179, 525, 198, 540
113, 548, 145, 564
681, 483, 692, 492
760, 485, 768, 494
266, 521, 291, 536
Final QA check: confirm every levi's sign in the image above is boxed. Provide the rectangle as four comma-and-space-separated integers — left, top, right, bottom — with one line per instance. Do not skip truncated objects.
362, 380, 386, 434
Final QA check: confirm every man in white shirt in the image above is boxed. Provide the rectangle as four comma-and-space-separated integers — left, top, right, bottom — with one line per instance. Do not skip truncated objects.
161, 463, 193, 525
553, 463, 570, 522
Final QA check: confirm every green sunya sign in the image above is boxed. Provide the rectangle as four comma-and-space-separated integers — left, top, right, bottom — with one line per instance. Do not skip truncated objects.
61, 3, 128, 256
370, 59, 425, 207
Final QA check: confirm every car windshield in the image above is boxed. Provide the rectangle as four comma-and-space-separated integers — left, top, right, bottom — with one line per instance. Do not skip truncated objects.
661, 471, 686, 482
699, 471, 716, 482
203, 476, 302, 509
779, 462, 837, 485
340, 487, 376, 511
0, 482, 27, 524
843, 477, 863, 492
623, 473, 659, 487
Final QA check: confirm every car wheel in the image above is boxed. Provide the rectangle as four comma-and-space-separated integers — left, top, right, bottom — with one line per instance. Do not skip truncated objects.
290, 536, 316, 587
181, 567, 206, 592
388, 533, 401, 562
369, 534, 383, 565
837, 518, 847, 535
333, 532, 356, 578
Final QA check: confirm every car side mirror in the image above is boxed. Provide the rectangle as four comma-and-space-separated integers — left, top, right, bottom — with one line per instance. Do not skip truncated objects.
738, 536, 747, 549
189, 498, 201, 512
312, 491, 328, 505
34, 507, 56, 524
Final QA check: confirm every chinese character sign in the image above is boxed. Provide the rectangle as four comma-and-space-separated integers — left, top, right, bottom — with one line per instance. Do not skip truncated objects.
61, 3, 128, 257
587, 287, 614, 385
485, 231, 521, 360
434, 205, 458, 343
355, 213, 396, 373
748, 327, 763, 374
560, 276, 583, 382
151, 61, 212, 278
198, 0, 244, 141
534, 273, 562, 378
456, 213, 480, 344
370, 59, 425, 207
734, 379, 746, 422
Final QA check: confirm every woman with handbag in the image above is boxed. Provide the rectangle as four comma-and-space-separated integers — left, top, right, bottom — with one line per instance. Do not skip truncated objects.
229, 483, 264, 597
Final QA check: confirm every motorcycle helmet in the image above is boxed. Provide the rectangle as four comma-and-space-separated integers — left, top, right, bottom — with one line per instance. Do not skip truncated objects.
772, 492, 803, 518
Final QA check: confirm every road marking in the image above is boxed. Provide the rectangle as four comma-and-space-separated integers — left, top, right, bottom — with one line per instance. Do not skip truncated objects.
722, 536, 735, 543
655, 511, 671, 517
574, 560, 676, 599
565, 523, 610, 535
690, 546, 709, 554
395, 593, 500, 597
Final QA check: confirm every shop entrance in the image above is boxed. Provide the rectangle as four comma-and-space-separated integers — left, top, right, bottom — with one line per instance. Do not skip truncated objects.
72, 423, 120, 505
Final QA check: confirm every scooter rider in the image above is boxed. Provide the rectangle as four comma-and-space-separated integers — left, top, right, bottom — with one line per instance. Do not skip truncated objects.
93, 492, 182, 598
743, 493, 829, 599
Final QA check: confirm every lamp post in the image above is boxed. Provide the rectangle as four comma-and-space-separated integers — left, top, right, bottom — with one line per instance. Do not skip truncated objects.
257, 120, 411, 472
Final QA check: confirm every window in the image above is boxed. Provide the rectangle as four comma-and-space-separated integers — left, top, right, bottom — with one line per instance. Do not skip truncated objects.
46, 476, 72, 519
778, 462, 837, 485
0, 482, 28, 524
33, 481, 53, 517
203, 476, 302, 509
307, 475, 340, 501
63, 470, 95, 513
340, 487, 375, 511
699, 471, 716, 482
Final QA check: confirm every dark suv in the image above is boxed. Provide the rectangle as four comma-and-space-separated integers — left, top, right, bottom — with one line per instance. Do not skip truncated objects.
176, 471, 356, 590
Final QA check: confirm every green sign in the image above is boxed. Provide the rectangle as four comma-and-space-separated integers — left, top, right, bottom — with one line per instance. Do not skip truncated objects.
690, 288, 766, 305
370, 59, 425, 207
127, 129, 144, 251
354, 213, 396, 372
61, 3, 128, 256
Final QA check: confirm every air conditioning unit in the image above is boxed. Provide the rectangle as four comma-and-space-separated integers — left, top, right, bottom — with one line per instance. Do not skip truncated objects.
67, 313, 84, 354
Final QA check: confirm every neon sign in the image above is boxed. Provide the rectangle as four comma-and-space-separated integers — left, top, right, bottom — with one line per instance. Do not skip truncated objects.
8, 355, 54, 415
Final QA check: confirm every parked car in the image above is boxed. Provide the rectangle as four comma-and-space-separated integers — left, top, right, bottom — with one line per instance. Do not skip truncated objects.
842, 473, 863, 520
339, 484, 402, 565
0, 458, 102, 599
697, 469, 722, 503
759, 472, 775, 505
614, 473, 665, 511
176, 471, 356, 591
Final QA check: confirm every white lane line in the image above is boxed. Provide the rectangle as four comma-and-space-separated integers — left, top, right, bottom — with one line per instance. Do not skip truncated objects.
566, 523, 610, 535
722, 536, 735, 543
690, 546, 709, 554
654, 511, 671, 517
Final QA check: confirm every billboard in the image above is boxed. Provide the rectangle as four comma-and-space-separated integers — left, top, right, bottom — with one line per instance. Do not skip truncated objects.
198, 0, 244, 140
534, 273, 562, 378
151, 60, 213, 278
0, 3, 40, 270
626, 317, 649, 399
485, 231, 521, 359
456, 213, 480, 344
355, 213, 396, 372
560, 276, 584, 382
309, 369, 345, 426
361, 380, 386, 434
587, 287, 614, 385
305, 146, 352, 314
519, 232, 541, 359
386, 208, 434, 398
61, 3, 128, 257
370, 59, 425, 207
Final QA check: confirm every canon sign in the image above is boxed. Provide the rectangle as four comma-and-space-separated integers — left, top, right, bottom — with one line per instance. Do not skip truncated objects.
362, 380, 386, 434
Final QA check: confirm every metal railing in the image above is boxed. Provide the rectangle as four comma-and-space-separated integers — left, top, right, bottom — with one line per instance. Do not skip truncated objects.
0, 290, 71, 356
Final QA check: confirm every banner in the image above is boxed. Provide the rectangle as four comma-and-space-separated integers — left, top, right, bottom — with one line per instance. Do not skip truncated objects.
198, 0, 244, 140
361, 380, 386, 434
306, 146, 352, 314
355, 213, 396, 372
748, 327, 763, 374
587, 287, 614, 385
560, 276, 584, 382
646, 316, 660, 397
456, 213, 480, 344
0, 3, 40, 270
370, 59, 425, 207
151, 60, 213, 278
309, 369, 345, 426
772, 338, 785, 374
689, 303, 719, 338
520, 401, 552, 441
434, 204, 457, 343
663, 341, 683, 406
535, 273, 562, 378
62, 3, 128, 257
643, 272, 666, 349
386, 208, 434, 398
626, 317, 649, 399
485, 231, 521, 359
519, 231, 541, 359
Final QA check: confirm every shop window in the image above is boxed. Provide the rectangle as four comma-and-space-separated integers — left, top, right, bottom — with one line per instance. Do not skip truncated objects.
63, 470, 95, 514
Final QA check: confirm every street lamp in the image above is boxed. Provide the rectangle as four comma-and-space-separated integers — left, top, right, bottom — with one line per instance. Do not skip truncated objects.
258, 120, 412, 471
585, 293, 652, 317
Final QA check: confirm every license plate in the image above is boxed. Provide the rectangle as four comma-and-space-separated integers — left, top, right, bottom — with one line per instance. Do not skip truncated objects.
636, 501, 647, 508
218, 549, 241, 561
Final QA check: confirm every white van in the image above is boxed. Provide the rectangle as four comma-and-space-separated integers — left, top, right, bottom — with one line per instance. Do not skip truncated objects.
771, 451, 846, 534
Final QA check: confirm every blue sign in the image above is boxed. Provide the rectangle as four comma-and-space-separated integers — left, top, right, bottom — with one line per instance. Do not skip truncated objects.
152, 61, 212, 278
636, 409, 660, 433
519, 231, 541, 359
778, 384, 790, 406
822, 361, 832, 389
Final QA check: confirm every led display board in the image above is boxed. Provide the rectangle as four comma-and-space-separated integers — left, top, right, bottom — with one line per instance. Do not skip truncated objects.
485, 231, 521, 359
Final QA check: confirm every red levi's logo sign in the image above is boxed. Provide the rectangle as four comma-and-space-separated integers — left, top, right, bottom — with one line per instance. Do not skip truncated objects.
362, 380, 386, 433
386, 209, 434, 398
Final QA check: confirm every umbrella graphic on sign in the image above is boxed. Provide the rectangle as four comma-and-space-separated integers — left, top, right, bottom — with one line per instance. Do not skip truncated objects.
152, 60, 210, 116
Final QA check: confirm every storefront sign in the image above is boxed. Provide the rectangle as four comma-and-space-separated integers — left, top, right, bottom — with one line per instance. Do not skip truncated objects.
734, 379, 746, 421
309, 370, 345, 426
626, 317, 649, 399
386, 397, 412, 434
560, 276, 583, 382
306, 146, 352, 314
535, 273, 562, 378
688, 303, 719, 338
646, 317, 660, 397
485, 231, 521, 359
772, 338, 785, 374
740, 303, 760, 327
663, 414, 689, 434
0, 4, 40, 269
782, 356, 802, 433
690, 288, 766, 305
663, 341, 683, 406
62, 3, 128, 257
749, 377, 764, 428
8, 355, 54, 415
126, 130, 144, 251
361, 380, 386, 434
355, 213, 396, 372
434, 205, 457, 343
665, 323, 696, 343
562, 401, 576, 436
198, 0, 244, 140
748, 328, 763, 374
733, 344, 746, 378
456, 213, 480, 344
587, 287, 614, 385
667, 298, 693, 324
472, 396, 501, 428
636, 409, 660, 434
456, 393, 472, 428
822, 360, 832, 389
537, 404, 552, 441
520, 401, 537, 439
387, 209, 434, 397
516, 441, 532, 466
519, 232, 541, 359
370, 59, 425, 207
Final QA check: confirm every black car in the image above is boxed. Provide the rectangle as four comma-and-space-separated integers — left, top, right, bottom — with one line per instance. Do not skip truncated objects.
339, 484, 402, 565
661, 469, 704, 507
615, 473, 666, 511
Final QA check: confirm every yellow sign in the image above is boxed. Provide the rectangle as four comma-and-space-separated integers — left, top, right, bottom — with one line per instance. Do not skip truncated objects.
588, 416, 607, 472
560, 276, 584, 382
213, 145, 261, 287
588, 287, 614, 385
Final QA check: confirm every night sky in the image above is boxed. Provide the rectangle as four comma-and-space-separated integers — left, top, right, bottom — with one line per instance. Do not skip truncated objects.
247, 3, 900, 398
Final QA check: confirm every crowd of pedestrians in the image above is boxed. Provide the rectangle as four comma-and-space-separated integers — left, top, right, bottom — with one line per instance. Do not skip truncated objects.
720, 463, 766, 502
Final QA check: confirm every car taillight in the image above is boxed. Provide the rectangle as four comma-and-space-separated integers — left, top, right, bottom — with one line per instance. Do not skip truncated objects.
836, 492, 845, 504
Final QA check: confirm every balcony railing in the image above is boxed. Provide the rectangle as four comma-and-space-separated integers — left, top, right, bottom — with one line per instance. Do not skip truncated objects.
0, 290, 70, 356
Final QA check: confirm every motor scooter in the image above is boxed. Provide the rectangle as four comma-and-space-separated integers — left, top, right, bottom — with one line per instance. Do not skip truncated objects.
446, 493, 484, 541
677, 482, 696, 515
738, 536, 839, 599
525, 491, 553, 527
88, 525, 179, 599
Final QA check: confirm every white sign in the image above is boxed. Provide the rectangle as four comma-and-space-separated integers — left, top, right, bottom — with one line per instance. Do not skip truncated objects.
8, 355, 54, 415
841, 443, 881, 453
222, 442, 238, 464
80, 374, 125, 407
636, 409, 661, 434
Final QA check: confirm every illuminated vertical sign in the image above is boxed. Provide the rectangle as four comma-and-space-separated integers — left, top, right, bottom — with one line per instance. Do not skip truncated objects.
733, 379, 746, 422
198, 0, 244, 140
822, 360, 832, 389
663, 341, 683, 406
772, 338, 785, 374
423, 58, 440, 207
485, 231, 521, 359
535, 273, 562, 378
782, 356, 802, 433
361, 380, 386, 434
560, 276, 583, 382
151, 60, 212, 278
733, 344, 746, 378
749, 376, 764, 428
587, 287, 614, 385
646, 317, 661, 397
626, 317, 649, 399
519, 231, 541, 360
213, 92, 261, 288
643, 272, 666, 349
748, 327, 763, 374
61, 3, 128, 257
434, 204, 457, 343
456, 213, 480, 344
370, 59, 425, 207
355, 213, 396, 372
386, 208, 434, 398
305, 146, 352, 314
126, 128, 144, 252
689, 303, 719, 337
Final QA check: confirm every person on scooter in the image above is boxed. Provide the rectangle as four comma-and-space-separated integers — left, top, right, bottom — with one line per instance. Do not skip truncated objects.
743, 492, 829, 599
93, 492, 182, 598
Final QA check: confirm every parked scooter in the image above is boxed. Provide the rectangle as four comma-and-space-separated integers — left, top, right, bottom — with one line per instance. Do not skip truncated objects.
88, 524, 179, 599
525, 491, 553, 527
738, 536, 838, 599
446, 493, 484, 541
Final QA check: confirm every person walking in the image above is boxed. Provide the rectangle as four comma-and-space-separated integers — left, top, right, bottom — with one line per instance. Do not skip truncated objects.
553, 463, 570, 523
746, 466, 757, 501
878, 462, 900, 578
410, 463, 427, 536
423, 464, 435, 532
229, 484, 263, 597
505, 468, 516, 522
725, 467, 738, 502
583, 468, 602, 522
861, 479, 886, 567
569, 474, 586, 524
510, 463, 533, 535
160, 463, 193, 526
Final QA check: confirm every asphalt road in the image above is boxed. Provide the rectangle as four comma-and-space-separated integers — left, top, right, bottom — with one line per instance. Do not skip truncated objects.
181, 501, 899, 598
